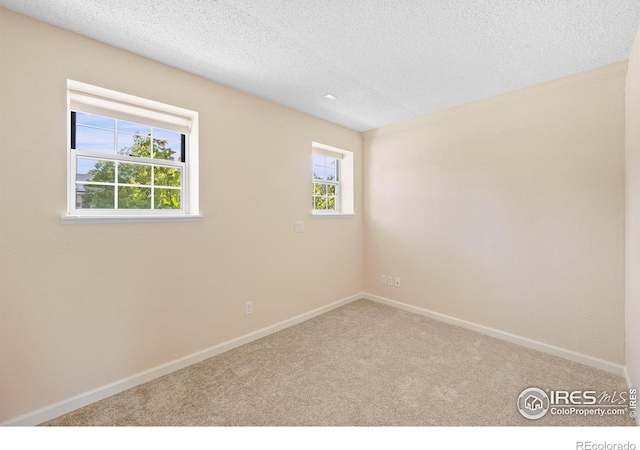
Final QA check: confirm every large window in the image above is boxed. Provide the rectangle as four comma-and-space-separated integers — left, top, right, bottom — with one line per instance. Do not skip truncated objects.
311, 142, 354, 216
65, 81, 200, 223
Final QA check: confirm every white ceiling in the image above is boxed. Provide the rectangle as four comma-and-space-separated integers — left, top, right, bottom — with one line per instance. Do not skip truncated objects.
2, 1, 640, 132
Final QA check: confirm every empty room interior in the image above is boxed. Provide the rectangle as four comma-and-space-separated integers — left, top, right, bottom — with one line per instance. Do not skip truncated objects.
2, 1, 640, 428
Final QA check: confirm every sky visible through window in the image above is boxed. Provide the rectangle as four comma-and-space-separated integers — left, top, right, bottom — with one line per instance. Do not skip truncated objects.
74, 112, 182, 160
312, 154, 337, 181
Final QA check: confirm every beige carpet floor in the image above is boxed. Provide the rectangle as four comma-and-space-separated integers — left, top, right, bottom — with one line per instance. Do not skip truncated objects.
43, 299, 634, 426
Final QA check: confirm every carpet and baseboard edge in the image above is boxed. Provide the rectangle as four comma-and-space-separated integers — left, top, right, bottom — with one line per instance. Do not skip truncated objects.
3, 292, 631, 426
2, 293, 363, 426
364, 293, 625, 376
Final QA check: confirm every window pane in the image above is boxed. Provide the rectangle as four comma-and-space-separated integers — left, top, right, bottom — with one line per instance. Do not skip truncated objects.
312, 154, 326, 166
154, 128, 181, 141
327, 197, 336, 210
313, 165, 326, 180
75, 125, 115, 153
77, 158, 115, 183
314, 196, 327, 210
313, 183, 327, 195
154, 188, 181, 209
75, 112, 115, 129
118, 133, 151, 157
77, 184, 114, 209
327, 185, 336, 196
118, 186, 151, 209
325, 168, 336, 181
118, 162, 151, 185
154, 166, 181, 187
118, 120, 151, 136
153, 138, 181, 161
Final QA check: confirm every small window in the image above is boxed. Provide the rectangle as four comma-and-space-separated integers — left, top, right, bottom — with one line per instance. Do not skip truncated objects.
311, 142, 354, 216
312, 153, 340, 211
65, 81, 200, 222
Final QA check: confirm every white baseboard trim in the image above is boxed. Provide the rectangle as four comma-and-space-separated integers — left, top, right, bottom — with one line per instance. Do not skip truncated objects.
363, 293, 625, 376
2, 292, 364, 426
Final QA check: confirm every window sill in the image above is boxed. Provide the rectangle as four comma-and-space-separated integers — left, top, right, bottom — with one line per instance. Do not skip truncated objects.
60, 214, 203, 225
310, 212, 355, 218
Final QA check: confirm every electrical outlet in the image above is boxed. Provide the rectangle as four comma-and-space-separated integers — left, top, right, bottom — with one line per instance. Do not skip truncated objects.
395, 277, 401, 288
294, 221, 304, 233
387, 276, 393, 286
381, 275, 387, 285
245, 301, 253, 315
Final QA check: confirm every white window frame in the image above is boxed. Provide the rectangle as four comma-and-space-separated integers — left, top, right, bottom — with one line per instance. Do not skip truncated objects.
63, 80, 201, 224
311, 142, 354, 217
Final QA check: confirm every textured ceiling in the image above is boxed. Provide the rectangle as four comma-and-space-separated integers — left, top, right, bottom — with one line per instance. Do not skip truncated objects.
2, 0, 640, 131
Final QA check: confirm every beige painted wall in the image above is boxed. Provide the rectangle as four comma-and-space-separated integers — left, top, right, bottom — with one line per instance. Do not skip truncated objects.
626, 28, 640, 393
0, 9, 363, 423
363, 64, 626, 364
